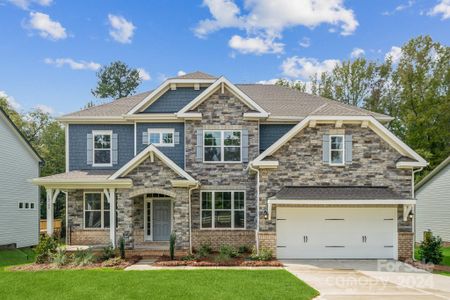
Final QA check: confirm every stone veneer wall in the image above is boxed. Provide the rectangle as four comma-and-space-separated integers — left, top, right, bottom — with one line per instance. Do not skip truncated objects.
185, 89, 258, 247
258, 124, 413, 259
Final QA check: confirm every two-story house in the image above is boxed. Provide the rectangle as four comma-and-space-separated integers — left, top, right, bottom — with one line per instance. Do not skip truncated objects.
33, 71, 427, 260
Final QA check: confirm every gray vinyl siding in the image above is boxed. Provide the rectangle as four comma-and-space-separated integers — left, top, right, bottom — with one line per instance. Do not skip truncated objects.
68, 124, 134, 171
415, 164, 450, 242
142, 87, 206, 113
136, 123, 185, 168
259, 124, 295, 153
0, 114, 39, 248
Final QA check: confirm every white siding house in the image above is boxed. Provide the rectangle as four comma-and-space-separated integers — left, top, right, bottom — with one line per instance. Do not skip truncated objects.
0, 108, 42, 248
415, 156, 450, 243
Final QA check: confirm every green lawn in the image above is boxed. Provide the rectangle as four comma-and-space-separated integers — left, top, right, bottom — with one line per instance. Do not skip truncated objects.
0, 249, 319, 300
415, 246, 450, 267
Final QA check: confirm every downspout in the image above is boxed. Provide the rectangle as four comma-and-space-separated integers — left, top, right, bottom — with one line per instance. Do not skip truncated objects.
248, 162, 260, 254
188, 181, 200, 254
411, 167, 423, 261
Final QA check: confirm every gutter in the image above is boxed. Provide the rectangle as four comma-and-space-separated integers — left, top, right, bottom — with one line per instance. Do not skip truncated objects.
248, 162, 260, 255
412, 167, 423, 262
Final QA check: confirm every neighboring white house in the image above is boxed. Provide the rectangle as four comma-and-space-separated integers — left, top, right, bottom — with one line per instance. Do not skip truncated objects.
0, 108, 42, 248
415, 156, 450, 243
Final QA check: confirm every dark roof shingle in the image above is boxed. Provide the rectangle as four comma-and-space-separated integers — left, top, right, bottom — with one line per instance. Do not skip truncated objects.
274, 186, 405, 200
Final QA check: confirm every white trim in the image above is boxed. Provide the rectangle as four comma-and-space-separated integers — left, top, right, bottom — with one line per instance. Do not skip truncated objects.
57, 116, 131, 124
32, 178, 132, 189
144, 197, 154, 241
109, 144, 197, 183
147, 128, 175, 147
200, 190, 246, 230
123, 113, 181, 122
65, 124, 69, 172
251, 161, 279, 169
134, 122, 137, 156
252, 116, 427, 167
92, 130, 113, 167
83, 191, 110, 229
203, 129, 242, 163
329, 135, 345, 166
176, 77, 269, 116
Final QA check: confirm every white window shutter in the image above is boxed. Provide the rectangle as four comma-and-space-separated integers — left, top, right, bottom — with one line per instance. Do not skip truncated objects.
143, 131, 149, 145
196, 128, 203, 162
242, 129, 249, 162
112, 133, 118, 164
174, 131, 180, 144
345, 134, 352, 164
322, 134, 330, 163
86, 133, 93, 165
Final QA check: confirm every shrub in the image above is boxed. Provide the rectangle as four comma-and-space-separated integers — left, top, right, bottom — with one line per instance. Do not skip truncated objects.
35, 234, 58, 264
238, 245, 250, 254
101, 243, 115, 261
52, 247, 69, 266
119, 237, 126, 259
419, 234, 443, 265
219, 245, 239, 259
169, 232, 176, 260
250, 246, 273, 261
101, 257, 123, 267
181, 254, 196, 261
196, 243, 212, 258
72, 249, 96, 266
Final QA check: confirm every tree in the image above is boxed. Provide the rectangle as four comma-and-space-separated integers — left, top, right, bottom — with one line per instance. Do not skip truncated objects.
91, 61, 142, 100
276, 78, 307, 92
0, 97, 25, 129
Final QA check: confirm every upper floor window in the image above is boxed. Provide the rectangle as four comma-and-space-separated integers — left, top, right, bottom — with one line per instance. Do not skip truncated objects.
204, 130, 241, 162
148, 128, 174, 146
330, 135, 344, 165
84, 192, 110, 229
93, 130, 112, 166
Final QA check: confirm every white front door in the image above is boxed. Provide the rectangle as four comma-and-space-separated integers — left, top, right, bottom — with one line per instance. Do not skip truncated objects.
276, 207, 397, 259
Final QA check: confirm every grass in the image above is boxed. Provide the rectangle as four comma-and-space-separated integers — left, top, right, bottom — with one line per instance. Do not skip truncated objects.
0, 248, 35, 269
415, 246, 450, 276
0, 249, 319, 300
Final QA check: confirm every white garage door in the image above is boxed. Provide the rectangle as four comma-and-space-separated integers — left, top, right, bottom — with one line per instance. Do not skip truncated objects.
276, 207, 397, 259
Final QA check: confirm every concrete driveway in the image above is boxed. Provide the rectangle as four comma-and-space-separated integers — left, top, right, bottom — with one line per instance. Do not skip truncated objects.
282, 260, 450, 299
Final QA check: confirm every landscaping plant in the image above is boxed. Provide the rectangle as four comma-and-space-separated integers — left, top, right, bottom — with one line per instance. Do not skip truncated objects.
51, 247, 69, 266
250, 246, 273, 261
238, 245, 250, 254
219, 245, 239, 258
169, 232, 176, 260
101, 257, 123, 267
196, 243, 212, 258
119, 237, 126, 259
101, 243, 115, 261
35, 234, 58, 264
72, 249, 96, 266
419, 234, 443, 265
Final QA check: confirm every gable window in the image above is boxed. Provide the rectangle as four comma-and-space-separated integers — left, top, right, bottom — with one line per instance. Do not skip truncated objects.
201, 191, 245, 229
204, 130, 241, 162
148, 129, 174, 146
84, 192, 110, 229
330, 135, 344, 165
93, 130, 112, 166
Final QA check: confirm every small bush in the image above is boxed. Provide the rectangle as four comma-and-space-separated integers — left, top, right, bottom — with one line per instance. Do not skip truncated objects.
181, 254, 196, 261
101, 257, 123, 267
196, 243, 212, 258
238, 245, 250, 254
419, 234, 443, 265
35, 235, 58, 264
169, 232, 176, 260
101, 243, 115, 261
52, 247, 69, 266
250, 246, 273, 261
219, 245, 239, 258
72, 249, 96, 266
119, 237, 126, 259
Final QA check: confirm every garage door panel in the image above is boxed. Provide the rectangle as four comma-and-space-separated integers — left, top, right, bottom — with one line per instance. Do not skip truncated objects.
276, 207, 396, 259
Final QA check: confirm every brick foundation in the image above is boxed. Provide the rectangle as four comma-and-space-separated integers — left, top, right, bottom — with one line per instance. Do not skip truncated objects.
70, 229, 109, 246
192, 230, 255, 251
258, 232, 276, 256
398, 232, 413, 261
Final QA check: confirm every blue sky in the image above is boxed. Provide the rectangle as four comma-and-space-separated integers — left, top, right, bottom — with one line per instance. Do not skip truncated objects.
0, 0, 449, 115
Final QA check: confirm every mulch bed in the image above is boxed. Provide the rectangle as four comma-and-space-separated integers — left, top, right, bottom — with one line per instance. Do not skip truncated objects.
8, 256, 142, 272
411, 261, 450, 273
153, 255, 283, 267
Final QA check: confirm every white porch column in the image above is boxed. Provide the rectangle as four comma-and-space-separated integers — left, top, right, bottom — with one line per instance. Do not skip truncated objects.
46, 188, 60, 236
104, 188, 116, 247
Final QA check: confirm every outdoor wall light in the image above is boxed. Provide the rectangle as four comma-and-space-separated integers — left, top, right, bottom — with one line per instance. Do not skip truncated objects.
263, 209, 268, 220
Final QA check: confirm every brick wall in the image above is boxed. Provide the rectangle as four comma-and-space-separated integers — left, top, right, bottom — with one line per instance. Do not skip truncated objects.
258, 232, 276, 255
398, 232, 414, 261
70, 229, 109, 245
192, 229, 255, 251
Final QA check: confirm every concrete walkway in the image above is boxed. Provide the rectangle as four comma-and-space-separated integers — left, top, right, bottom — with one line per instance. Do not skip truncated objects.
282, 260, 450, 299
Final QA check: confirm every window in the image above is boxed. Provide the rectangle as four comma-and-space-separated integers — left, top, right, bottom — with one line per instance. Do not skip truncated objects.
84, 192, 110, 229
201, 191, 245, 229
204, 130, 241, 162
18, 202, 23, 209
18, 202, 35, 210
148, 129, 174, 146
330, 135, 344, 165
93, 131, 112, 166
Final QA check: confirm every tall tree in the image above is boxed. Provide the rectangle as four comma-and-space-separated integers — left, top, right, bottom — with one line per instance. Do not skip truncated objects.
91, 61, 142, 100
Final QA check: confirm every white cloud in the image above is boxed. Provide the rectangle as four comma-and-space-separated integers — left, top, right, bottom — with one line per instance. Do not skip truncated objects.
256, 78, 279, 84
281, 56, 340, 79
27, 12, 67, 40
228, 35, 283, 55
34, 104, 54, 114
137, 68, 151, 81
0, 90, 21, 110
8, 0, 52, 10
382, 0, 415, 16
385, 46, 402, 64
194, 0, 358, 54
299, 37, 311, 48
350, 47, 365, 58
108, 14, 136, 44
44, 58, 101, 71
177, 70, 187, 76
428, 0, 450, 19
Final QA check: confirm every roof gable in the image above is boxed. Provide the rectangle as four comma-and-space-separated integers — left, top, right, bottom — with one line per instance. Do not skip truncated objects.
170, 71, 217, 80
415, 156, 450, 191
142, 87, 207, 113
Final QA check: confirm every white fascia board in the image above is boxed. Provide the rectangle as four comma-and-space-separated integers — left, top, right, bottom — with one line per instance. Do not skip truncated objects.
396, 161, 428, 168
57, 116, 131, 124
171, 180, 198, 187
174, 112, 202, 120
122, 113, 180, 122
251, 161, 279, 169
31, 178, 133, 189
243, 112, 270, 120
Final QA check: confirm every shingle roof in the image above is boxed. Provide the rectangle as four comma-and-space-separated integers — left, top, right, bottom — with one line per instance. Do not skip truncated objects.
38, 170, 115, 180
61, 82, 390, 119
170, 71, 218, 80
274, 186, 405, 200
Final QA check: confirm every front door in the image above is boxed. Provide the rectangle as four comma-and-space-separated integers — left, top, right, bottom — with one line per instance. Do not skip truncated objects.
152, 200, 172, 241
